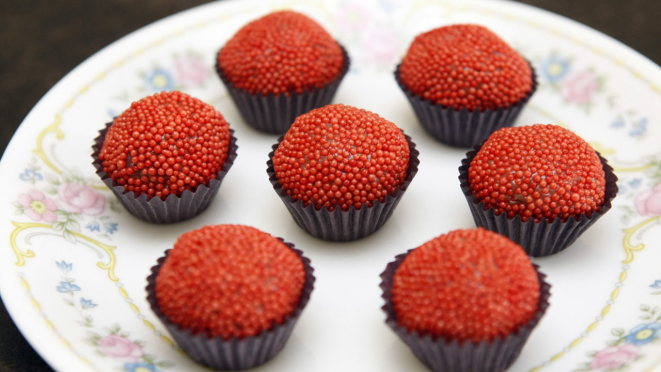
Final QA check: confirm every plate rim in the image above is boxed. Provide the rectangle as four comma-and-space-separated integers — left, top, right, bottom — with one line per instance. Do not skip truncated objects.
1, 1, 660, 371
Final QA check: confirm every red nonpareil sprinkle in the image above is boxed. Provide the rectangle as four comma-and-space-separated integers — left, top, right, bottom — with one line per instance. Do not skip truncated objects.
468, 124, 606, 223
391, 228, 540, 343
273, 104, 410, 212
399, 24, 533, 111
218, 10, 344, 97
155, 225, 305, 340
98, 91, 231, 200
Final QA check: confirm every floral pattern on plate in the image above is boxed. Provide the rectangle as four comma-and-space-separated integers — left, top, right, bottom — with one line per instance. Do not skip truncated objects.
576, 282, 661, 371
2, 1, 661, 372
54, 261, 172, 371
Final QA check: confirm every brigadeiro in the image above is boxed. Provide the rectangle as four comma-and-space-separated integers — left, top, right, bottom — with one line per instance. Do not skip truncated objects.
216, 10, 350, 134
380, 228, 550, 372
146, 224, 315, 370
395, 24, 537, 147
267, 104, 419, 241
459, 124, 618, 256
92, 91, 237, 224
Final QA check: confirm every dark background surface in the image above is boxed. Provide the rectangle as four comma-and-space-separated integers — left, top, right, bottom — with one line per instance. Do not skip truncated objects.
0, 1, 659, 371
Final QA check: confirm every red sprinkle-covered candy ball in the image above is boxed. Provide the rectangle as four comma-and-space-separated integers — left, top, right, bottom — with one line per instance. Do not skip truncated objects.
392, 228, 540, 343
399, 24, 533, 111
468, 124, 606, 223
98, 91, 231, 200
273, 104, 410, 212
155, 225, 306, 339
218, 10, 344, 96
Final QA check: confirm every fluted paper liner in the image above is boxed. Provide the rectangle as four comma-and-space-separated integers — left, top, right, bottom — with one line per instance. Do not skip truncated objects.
380, 250, 550, 372
395, 62, 538, 148
92, 122, 238, 224
216, 45, 350, 134
459, 143, 618, 257
146, 240, 315, 371
266, 132, 420, 241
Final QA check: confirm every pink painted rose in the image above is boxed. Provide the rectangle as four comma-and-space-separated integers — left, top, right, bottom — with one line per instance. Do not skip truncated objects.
364, 28, 399, 66
98, 334, 143, 362
590, 344, 638, 371
337, 4, 371, 33
561, 70, 599, 104
18, 190, 57, 223
57, 182, 105, 216
635, 184, 661, 216
174, 56, 209, 86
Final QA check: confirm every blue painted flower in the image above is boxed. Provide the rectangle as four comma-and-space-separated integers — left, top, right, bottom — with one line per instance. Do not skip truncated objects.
86, 221, 100, 232
81, 298, 97, 309
145, 68, 174, 91
651, 280, 661, 289
56, 261, 72, 272
611, 116, 625, 129
629, 118, 648, 138
108, 108, 120, 118
57, 281, 81, 293
123, 362, 158, 372
377, 0, 394, 13
624, 323, 661, 345
628, 178, 642, 189
105, 223, 118, 234
19, 169, 43, 183
542, 55, 570, 83
617, 180, 628, 195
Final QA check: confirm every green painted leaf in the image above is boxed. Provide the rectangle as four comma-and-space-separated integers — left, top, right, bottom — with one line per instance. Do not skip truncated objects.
63, 229, 76, 244
46, 175, 59, 185
611, 328, 625, 337
572, 367, 590, 372
641, 304, 651, 312
109, 199, 122, 213
67, 220, 80, 232
142, 355, 155, 364
84, 339, 97, 346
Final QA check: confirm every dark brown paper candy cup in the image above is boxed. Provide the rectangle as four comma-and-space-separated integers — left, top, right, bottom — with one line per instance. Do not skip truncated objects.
394, 62, 538, 148
91, 122, 238, 224
458, 144, 618, 257
146, 241, 315, 371
266, 132, 420, 242
380, 250, 551, 372
216, 45, 350, 135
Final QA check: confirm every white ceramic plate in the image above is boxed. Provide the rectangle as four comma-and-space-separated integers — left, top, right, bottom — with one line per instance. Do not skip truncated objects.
2, 0, 661, 371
